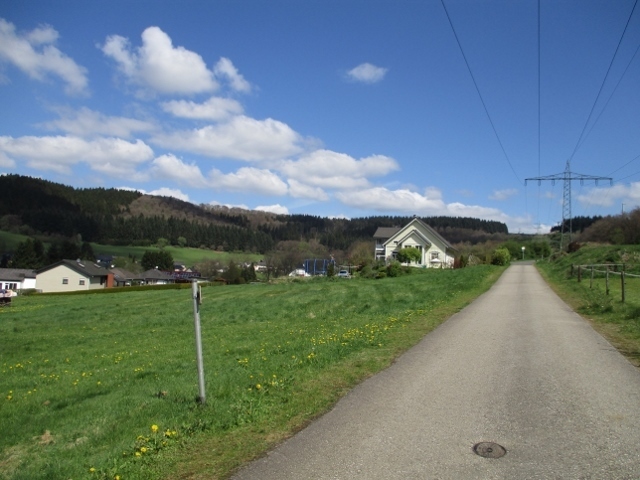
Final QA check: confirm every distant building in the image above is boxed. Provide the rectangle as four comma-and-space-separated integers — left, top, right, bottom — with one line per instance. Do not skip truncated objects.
373, 217, 456, 268
0, 268, 37, 291
36, 259, 113, 293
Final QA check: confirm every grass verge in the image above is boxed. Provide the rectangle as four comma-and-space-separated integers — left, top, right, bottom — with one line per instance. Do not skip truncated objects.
0, 266, 503, 480
536, 244, 640, 367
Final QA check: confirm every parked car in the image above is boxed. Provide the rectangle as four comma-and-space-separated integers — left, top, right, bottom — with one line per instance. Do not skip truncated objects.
337, 270, 351, 278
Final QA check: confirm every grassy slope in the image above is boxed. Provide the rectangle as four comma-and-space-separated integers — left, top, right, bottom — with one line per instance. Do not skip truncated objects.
0, 230, 261, 266
536, 244, 640, 367
0, 266, 503, 480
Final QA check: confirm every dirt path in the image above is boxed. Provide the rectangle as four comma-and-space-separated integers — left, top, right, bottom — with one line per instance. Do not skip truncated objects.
232, 263, 640, 479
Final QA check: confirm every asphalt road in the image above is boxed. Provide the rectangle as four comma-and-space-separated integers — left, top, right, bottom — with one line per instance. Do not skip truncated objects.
232, 263, 640, 479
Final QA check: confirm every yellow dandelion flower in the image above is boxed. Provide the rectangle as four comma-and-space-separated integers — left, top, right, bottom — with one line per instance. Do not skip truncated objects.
89, 467, 96, 473
151, 424, 159, 433
135, 452, 141, 457
256, 384, 262, 390
140, 446, 147, 453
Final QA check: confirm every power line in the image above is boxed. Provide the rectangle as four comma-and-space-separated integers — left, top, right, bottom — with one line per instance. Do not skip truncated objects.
440, 0, 522, 185
568, 0, 638, 162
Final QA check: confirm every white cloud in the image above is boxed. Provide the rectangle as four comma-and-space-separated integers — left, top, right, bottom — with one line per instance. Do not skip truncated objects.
336, 187, 446, 212
209, 167, 288, 196
347, 62, 388, 84
0, 135, 153, 176
287, 178, 330, 201
489, 188, 518, 201
577, 182, 640, 208
278, 150, 398, 189
255, 204, 289, 215
101, 26, 217, 95
161, 96, 243, 121
42, 107, 156, 138
148, 187, 190, 202
150, 154, 208, 187
214, 57, 251, 93
0, 18, 88, 95
152, 115, 302, 161
0, 151, 15, 168
208, 200, 250, 210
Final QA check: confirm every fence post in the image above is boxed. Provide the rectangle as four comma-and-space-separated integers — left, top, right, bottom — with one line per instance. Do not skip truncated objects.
590, 266, 594, 289
571, 264, 574, 277
606, 266, 610, 296
577, 265, 581, 283
192, 280, 206, 404
621, 267, 626, 304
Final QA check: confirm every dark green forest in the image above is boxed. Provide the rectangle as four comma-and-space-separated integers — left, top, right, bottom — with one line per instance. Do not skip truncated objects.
1, 174, 509, 254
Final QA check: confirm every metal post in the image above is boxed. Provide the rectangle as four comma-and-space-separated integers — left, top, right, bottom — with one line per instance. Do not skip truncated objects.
606, 267, 609, 296
192, 280, 206, 404
621, 268, 626, 304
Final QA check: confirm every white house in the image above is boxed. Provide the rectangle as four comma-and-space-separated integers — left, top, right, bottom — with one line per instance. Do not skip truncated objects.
373, 218, 456, 268
36, 259, 113, 293
0, 268, 37, 292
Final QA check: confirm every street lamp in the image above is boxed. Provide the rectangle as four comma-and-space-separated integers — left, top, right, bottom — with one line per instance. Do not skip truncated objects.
521, 246, 525, 260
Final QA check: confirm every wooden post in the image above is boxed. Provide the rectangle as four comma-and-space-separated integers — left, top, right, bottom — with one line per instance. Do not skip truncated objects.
192, 280, 206, 404
577, 266, 581, 283
606, 267, 610, 296
621, 268, 626, 304
590, 266, 594, 289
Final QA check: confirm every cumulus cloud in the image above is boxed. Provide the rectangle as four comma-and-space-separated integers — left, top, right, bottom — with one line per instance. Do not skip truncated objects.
287, 178, 330, 201
214, 57, 251, 93
101, 26, 217, 95
577, 182, 640, 207
161, 96, 243, 121
255, 204, 289, 215
42, 107, 156, 138
489, 188, 518, 201
209, 167, 288, 196
147, 187, 190, 202
0, 152, 15, 168
150, 154, 208, 187
152, 115, 302, 161
347, 62, 388, 84
0, 18, 88, 95
0, 135, 153, 176
208, 200, 250, 210
278, 150, 398, 189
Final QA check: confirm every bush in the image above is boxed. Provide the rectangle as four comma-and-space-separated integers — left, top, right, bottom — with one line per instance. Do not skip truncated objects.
491, 247, 511, 266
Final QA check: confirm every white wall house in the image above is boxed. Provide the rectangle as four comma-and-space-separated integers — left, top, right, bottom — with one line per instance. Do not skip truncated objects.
373, 218, 456, 268
0, 268, 37, 291
36, 259, 113, 293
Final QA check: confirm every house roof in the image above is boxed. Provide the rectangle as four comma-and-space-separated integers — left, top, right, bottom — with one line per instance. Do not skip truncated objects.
36, 259, 109, 278
0, 268, 37, 282
373, 227, 401, 239
379, 218, 456, 252
141, 269, 174, 280
109, 267, 140, 282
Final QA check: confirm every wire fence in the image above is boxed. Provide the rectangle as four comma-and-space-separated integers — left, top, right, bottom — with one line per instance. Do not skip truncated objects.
570, 264, 640, 304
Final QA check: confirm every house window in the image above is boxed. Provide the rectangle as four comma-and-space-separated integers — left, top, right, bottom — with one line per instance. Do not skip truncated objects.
62, 278, 69, 285
79, 279, 85, 286
431, 251, 440, 261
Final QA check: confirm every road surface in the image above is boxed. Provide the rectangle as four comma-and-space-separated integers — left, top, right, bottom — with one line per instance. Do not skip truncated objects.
232, 263, 640, 479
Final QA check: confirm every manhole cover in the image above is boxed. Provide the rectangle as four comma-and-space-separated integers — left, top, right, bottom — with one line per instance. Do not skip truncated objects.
473, 442, 507, 459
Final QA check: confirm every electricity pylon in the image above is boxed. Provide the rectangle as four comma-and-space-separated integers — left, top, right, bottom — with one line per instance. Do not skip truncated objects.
525, 160, 612, 250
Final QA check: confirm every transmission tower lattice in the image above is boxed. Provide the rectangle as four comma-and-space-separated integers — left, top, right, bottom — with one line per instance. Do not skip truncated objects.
525, 160, 612, 250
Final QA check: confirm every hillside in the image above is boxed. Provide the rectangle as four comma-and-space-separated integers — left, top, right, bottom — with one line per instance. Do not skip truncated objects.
0, 174, 509, 253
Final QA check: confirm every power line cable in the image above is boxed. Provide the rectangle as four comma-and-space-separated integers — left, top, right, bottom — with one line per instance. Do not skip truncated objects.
568, 0, 638, 162
608, 153, 640, 177
440, 0, 522, 185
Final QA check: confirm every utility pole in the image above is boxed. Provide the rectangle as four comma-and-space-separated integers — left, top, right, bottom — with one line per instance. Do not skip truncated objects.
526, 160, 612, 250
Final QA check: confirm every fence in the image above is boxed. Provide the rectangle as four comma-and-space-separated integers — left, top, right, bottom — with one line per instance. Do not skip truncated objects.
570, 264, 640, 304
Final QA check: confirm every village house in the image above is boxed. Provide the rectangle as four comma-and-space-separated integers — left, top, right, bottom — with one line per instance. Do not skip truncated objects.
0, 268, 37, 292
373, 217, 456, 268
36, 259, 114, 293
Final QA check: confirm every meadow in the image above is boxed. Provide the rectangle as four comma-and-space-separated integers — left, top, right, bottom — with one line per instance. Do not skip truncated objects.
0, 266, 502, 480
536, 244, 640, 366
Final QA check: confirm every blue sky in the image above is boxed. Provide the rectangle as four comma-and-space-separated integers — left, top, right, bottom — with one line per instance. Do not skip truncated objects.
1, 0, 639, 234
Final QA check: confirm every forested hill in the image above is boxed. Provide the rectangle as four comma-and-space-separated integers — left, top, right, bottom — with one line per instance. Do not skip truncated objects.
1, 174, 508, 253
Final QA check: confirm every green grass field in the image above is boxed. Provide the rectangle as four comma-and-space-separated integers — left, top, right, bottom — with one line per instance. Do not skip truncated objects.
536, 244, 640, 366
0, 266, 502, 480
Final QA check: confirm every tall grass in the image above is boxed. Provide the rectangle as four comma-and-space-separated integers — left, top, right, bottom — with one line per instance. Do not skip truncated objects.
0, 266, 501, 480
536, 244, 640, 365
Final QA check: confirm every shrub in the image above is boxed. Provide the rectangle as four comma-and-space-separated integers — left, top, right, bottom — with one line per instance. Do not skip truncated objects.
491, 247, 511, 266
